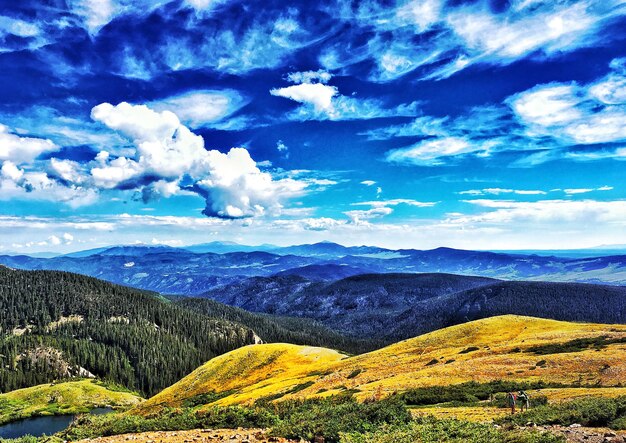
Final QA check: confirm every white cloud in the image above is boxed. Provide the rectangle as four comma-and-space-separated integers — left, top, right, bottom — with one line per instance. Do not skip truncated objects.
354, 199, 437, 208
459, 188, 548, 196
361, 180, 376, 186
0, 15, 47, 52
509, 62, 626, 146
344, 206, 393, 224
1, 161, 23, 182
458, 199, 626, 225
324, 0, 626, 81
385, 137, 488, 166
68, 0, 170, 35
271, 83, 338, 113
89, 102, 308, 218
69, 0, 118, 34
345, 198, 437, 224
276, 140, 289, 158
0, 125, 58, 164
511, 85, 583, 127
148, 89, 249, 129
446, 2, 596, 60
286, 70, 332, 84
563, 186, 613, 195
47, 235, 62, 246
270, 74, 419, 121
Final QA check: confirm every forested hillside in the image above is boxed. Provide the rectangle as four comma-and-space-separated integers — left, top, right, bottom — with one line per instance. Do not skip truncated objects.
0, 266, 257, 396
200, 273, 626, 341
172, 297, 382, 353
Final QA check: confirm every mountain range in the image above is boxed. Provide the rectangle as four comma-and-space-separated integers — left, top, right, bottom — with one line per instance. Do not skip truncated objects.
3, 242, 626, 297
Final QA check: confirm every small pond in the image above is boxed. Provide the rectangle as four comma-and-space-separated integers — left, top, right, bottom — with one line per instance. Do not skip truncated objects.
0, 407, 114, 439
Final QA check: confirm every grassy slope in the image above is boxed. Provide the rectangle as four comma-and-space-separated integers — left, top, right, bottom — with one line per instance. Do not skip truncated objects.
140, 343, 345, 410
137, 315, 626, 413
0, 379, 142, 425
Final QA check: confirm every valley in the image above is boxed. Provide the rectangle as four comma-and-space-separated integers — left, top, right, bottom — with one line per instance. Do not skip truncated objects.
2, 249, 626, 442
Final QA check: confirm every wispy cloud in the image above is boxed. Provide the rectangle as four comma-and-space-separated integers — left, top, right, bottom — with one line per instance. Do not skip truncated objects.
148, 89, 249, 129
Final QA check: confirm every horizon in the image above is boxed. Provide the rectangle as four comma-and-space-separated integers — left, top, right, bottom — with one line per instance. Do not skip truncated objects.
5, 238, 626, 257
2, 1, 626, 253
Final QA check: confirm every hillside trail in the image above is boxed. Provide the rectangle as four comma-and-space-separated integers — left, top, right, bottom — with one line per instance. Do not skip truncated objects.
76, 428, 298, 443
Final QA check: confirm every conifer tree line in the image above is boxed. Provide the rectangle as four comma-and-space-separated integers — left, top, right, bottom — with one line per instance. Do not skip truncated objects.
0, 267, 257, 396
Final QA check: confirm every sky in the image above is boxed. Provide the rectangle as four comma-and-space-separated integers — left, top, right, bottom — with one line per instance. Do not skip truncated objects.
1, 0, 626, 253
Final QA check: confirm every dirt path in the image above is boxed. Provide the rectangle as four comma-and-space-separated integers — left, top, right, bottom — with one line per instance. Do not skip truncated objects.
77, 428, 297, 443
530, 425, 626, 443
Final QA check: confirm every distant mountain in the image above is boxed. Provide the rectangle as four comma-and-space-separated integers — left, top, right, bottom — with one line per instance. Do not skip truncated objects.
184, 241, 277, 254
270, 241, 389, 257
199, 273, 626, 341
5, 242, 626, 294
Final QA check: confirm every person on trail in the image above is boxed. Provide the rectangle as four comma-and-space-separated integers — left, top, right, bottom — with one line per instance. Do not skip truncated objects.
518, 390, 530, 412
507, 391, 517, 414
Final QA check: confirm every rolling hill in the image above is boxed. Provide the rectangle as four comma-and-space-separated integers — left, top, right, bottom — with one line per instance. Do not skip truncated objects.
136, 315, 626, 413
0, 379, 142, 425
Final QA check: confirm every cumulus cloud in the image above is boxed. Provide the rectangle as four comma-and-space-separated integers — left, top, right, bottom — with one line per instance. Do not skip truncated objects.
0, 101, 313, 216
0, 125, 58, 164
89, 102, 308, 218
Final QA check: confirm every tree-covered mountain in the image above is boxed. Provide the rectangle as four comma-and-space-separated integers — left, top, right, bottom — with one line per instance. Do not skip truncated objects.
0, 266, 261, 396
171, 296, 382, 354
199, 273, 626, 341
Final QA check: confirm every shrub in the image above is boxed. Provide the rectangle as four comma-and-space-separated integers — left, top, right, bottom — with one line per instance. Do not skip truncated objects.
398, 380, 557, 406
61, 406, 278, 440
270, 396, 411, 442
500, 396, 626, 429
459, 346, 480, 354
339, 417, 564, 443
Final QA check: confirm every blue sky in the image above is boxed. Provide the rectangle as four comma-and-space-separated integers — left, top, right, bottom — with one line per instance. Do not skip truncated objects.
1, 0, 626, 252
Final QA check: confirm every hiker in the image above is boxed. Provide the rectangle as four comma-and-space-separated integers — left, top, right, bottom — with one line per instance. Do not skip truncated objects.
507, 391, 517, 414
518, 390, 530, 412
